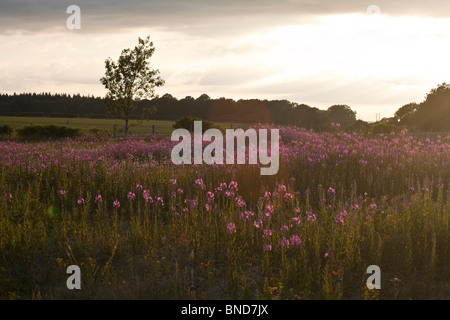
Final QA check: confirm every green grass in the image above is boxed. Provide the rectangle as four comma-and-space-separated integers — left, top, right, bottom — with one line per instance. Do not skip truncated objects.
0, 153, 448, 300
0, 127, 448, 300
0, 117, 251, 135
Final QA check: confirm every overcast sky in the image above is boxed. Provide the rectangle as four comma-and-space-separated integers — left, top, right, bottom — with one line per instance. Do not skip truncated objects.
2, 1, 450, 120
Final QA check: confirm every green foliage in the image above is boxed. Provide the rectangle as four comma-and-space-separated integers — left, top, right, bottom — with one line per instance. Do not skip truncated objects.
346, 120, 369, 134
1, 117, 234, 135
13, 124, 111, 140
327, 104, 357, 129
15, 124, 79, 140
80, 127, 111, 137
394, 102, 418, 126
100, 35, 164, 135
393, 83, 450, 132
0, 133, 448, 299
0, 92, 364, 130
370, 123, 402, 134
0, 125, 12, 135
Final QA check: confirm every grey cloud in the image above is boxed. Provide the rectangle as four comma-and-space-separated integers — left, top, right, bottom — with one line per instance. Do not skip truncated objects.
1, 1, 450, 35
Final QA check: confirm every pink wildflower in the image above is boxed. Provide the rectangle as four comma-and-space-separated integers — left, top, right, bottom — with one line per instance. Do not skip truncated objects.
306, 211, 316, 222
254, 220, 263, 229
290, 235, 301, 246
127, 192, 136, 201
227, 222, 236, 234
263, 229, 272, 238
280, 237, 290, 248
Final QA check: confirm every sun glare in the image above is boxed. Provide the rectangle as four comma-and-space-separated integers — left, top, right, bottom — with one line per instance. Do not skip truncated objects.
245, 14, 450, 84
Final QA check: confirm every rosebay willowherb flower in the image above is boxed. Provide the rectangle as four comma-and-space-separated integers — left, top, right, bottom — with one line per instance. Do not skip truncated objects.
171, 121, 280, 175
227, 222, 236, 234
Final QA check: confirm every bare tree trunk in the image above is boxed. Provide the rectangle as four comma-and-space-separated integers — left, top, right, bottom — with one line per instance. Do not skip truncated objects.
125, 118, 129, 136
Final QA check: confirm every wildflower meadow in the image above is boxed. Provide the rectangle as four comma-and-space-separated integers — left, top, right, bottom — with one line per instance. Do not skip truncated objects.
0, 126, 448, 299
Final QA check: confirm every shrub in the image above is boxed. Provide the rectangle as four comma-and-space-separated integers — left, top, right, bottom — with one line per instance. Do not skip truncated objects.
346, 120, 370, 134
0, 125, 12, 135
15, 124, 79, 140
81, 127, 111, 136
370, 123, 402, 134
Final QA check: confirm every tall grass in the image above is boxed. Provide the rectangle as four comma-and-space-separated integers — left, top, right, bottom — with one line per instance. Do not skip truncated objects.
0, 127, 448, 299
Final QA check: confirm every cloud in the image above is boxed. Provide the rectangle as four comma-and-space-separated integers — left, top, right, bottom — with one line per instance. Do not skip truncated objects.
199, 65, 272, 86
2, 1, 450, 121
2, 0, 450, 35
243, 74, 433, 119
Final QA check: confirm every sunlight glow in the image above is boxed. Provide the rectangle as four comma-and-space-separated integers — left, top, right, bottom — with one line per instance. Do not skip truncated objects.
2, 13, 450, 120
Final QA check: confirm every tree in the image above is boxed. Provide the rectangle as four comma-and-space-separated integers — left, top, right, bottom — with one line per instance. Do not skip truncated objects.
346, 119, 369, 134
161, 93, 177, 100
326, 105, 357, 129
100, 35, 164, 135
196, 94, 211, 101
394, 102, 418, 126
416, 83, 450, 131
395, 83, 450, 132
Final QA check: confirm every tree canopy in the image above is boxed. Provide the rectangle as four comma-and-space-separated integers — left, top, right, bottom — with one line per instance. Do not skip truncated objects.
393, 83, 450, 132
100, 35, 164, 135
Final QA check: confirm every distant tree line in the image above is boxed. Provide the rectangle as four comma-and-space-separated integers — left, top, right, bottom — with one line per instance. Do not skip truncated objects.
0, 92, 361, 131
0, 92, 106, 118
1, 83, 449, 132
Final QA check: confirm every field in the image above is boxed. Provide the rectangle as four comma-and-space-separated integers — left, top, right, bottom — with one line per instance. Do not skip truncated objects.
0, 126, 449, 300
0, 116, 249, 135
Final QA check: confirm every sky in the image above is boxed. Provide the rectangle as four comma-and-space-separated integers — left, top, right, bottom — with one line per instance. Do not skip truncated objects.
2, 1, 450, 121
